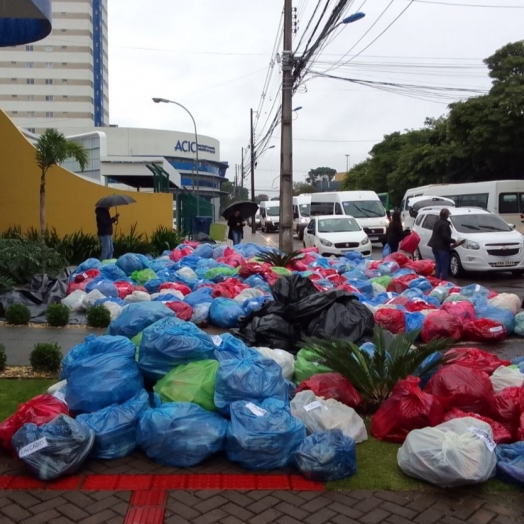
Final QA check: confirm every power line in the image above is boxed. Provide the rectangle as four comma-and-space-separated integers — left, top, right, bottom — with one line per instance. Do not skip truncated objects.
410, 0, 524, 8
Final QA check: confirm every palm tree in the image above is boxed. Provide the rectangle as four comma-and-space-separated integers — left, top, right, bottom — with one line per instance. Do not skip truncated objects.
35, 129, 89, 273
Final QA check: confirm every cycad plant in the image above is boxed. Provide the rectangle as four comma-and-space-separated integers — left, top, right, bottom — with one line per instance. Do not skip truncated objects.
257, 249, 304, 268
303, 326, 450, 413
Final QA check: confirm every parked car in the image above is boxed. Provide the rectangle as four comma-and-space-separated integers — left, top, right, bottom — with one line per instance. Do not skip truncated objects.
248, 211, 261, 229
303, 215, 372, 257
412, 206, 524, 277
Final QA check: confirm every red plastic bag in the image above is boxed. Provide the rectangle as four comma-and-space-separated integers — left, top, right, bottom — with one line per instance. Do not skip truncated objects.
421, 311, 462, 343
442, 408, 512, 444
169, 247, 193, 262
463, 319, 507, 344
405, 260, 435, 276
133, 286, 148, 293
165, 301, 193, 321
371, 376, 444, 443
238, 262, 270, 279
384, 252, 410, 267
211, 278, 249, 299
326, 274, 347, 287
399, 231, 420, 255
375, 308, 406, 334
337, 284, 360, 294
448, 286, 462, 295
494, 387, 521, 435
114, 281, 134, 299
387, 274, 419, 294
0, 395, 69, 455
290, 261, 308, 272
67, 281, 88, 294
296, 373, 362, 409
517, 413, 524, 441
441, 301, 476, 322
159, 282, 192, 296
426, 276, 443, 288
444, 347, 510, 375
405, 299, 438, 313
299, 246, 319, 254
74, 269, 100, 283
424, 364, 496, 418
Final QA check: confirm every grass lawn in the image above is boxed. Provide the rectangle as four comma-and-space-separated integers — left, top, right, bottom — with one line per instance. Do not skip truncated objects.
0, 380, 519, 494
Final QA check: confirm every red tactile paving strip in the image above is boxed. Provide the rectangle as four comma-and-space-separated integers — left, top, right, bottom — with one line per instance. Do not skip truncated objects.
0, 473, 325, 492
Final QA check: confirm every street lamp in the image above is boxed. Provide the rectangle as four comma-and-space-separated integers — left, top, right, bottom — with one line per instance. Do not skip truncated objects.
346, 154, 350, 173
152, 97, 201, 214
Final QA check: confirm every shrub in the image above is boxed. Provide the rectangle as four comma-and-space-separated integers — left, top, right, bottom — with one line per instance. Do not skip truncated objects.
257, 250, 304, 267
86, 304, 111, 328
30, 343, 62, 373
113, 223, 151, 258
45, 304, 70, 327
0, 344, 6, 372
150, 226, 184, 256
5, 303, 31, 325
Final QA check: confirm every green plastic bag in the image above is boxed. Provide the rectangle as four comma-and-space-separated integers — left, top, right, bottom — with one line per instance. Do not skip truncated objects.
443, 294, 473, 304
371, 276, 392, 289
131, 268, 157, 285
102, 258, 117, 265
154, 359, 220, 412
271, 267, 292, 277
294, 348, 332, 385
205, 267, 238, 280
131, 332, 143, 362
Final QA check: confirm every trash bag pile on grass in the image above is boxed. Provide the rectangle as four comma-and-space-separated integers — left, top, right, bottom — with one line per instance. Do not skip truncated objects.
61, 243, 523, 347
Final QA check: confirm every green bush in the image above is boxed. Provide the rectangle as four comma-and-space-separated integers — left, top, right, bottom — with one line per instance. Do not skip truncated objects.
45, 304, 70, 327
150, 226, 184, 256
0, 344, 6, 372
30, 343, 62, 373
113, 223, 151, 258
86, 304, 111, 328
5, 303, 31, 325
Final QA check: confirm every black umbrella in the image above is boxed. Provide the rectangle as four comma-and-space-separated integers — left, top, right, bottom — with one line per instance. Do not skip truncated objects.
222, 201, 259, 221
95, 194, 137, 208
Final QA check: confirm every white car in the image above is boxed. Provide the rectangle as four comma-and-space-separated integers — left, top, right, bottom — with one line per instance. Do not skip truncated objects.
303, 215, 372, 257
412, 206, 524, 277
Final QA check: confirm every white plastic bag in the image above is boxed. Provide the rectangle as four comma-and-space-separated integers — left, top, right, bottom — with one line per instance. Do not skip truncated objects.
177, 267, 197, 280
490, 366, 524, 392
61, 290, 86, 312
151, 290, 185, 301
488, 293, 521, 316
191, 303, 211, 324
291, 391, 367, 443
234, 288, 265, 304
397, 417, 497, 488
102, 301, 122, 320
124, 291, 151, 303
82, 289, 106, 309
255, 347, 295, 381
515, 311, 524, 337
372, 283, 387, 297
47, 380, 67, 394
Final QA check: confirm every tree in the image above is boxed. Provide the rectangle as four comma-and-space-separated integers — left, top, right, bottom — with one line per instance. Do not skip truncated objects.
35, 129, 88, 272
305, 167, 337, 188
255, 194, 269, 204
292, 182, 318, 196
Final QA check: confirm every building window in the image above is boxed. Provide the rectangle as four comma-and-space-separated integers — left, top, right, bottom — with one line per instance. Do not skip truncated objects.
62, 79, 68, 83
11, 94, 17, 98
44, 46, 53, 52
27, 112, 36, 118
45, 79, 53, 85
26, 95, 35, 101
45, 95, 54, 102
61, 29, 67, 33
11, 78, 17, 81
26, 45, 33, 51
26, 78, 34, 84
26, 62, 34, 68
46, 112, 54, 118
62, 112, 69, 116
11, 61, 16, 64
28, 128, 36, 133
45, 62, 53, 69
11, 111, 18, 115
61, 62, 68, 66
63, 95, 69, 99
61, 46, 67, 49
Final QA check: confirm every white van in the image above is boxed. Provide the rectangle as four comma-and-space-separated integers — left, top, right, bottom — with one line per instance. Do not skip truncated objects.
310, 191, 389, 243
400, 180, 524, 233
260, 200, 280, 232
293, 194, 311, 240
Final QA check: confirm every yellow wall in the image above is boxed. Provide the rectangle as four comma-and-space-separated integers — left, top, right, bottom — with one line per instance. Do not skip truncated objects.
0, 111, 172, 237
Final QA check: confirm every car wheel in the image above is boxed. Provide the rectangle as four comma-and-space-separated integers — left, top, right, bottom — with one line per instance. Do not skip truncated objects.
298, 228, 304, 241
413, 248, 422, 261
449, 251, 463, 278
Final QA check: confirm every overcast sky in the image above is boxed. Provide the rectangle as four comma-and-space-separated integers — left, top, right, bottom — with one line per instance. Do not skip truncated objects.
108, 0, 524, 196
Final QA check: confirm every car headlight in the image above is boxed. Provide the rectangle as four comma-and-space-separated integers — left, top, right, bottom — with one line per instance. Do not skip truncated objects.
361, 236, 369, 245
464, 239, 480, 250
266, 218, 272, 222
300, 217, 308, 223
319, 238, 333, 247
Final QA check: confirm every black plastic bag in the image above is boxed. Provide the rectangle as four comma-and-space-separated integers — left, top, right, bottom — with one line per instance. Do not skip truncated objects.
271, 274, 318, 306
11, 414, 95, 481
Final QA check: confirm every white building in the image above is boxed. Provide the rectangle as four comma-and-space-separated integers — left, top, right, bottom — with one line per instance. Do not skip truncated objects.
0, 0, 108, 133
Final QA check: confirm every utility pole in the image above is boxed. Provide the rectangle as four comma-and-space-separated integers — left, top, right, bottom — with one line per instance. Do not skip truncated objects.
279, 0, 293, 253
241, 147, 244, 191
346, 154, 350, 172
250, 108, 257, 234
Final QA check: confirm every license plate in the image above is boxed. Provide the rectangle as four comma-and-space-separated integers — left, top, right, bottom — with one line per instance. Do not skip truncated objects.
492, 260, 516, 267
370, 237, 378, 241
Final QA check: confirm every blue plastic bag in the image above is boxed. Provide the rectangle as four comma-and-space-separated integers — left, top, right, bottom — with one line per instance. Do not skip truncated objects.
107, 302, 175, 338
115, 253, 149, 275
76, 390, 150, 459
179, 255, 202, 269
243, 296, 271, 315
359, 342, 376, 358
152, 293, 180, 302
214, 356, 288, 415
85, 279, 118, 298
65, 341, 144, 413
99, 264, 127, 282
136, 403, 228, 467
73, 258, 102, 275
408, 277, 433, 293
378, 261, 400, 276
209, 298, 245, 328
342, 269, 366, 281
193, 244, 214, 259
214, 333, 259, 363
347, 279, 373, 299
461, 284, 490, 298
382, 244, 392, 258
226, 399, 306, 470
293, 429, 357, 482
405, 312, 425, 334
344, 251, 363, 261
61, 334, 136, 380
191, 302, 212, 323
11, 414, 95, 481
144, 278, 163, 294
414, 351, 442, 389
496, 442, 524, 485
184, 287, 214, 307
138, 317, 216, 381
476, 306, 515, 335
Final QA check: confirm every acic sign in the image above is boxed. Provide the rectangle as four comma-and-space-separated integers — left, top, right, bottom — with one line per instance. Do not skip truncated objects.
174, 140, 216, 155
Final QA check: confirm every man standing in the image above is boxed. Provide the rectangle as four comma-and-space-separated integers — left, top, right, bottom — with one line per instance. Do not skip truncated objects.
428, 208, 462, 280
95, 206, 119, 260
227, 209, 245, 245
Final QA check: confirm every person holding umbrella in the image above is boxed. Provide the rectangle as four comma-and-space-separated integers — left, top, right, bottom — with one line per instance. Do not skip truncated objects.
227, 209, 245, 245
94, 194, 136, 260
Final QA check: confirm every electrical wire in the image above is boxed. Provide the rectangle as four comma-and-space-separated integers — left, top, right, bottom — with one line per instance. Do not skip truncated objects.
410, 0, 524, 8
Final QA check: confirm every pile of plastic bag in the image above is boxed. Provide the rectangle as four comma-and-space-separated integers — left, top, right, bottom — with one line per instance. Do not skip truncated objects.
60, 243, 524, 347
